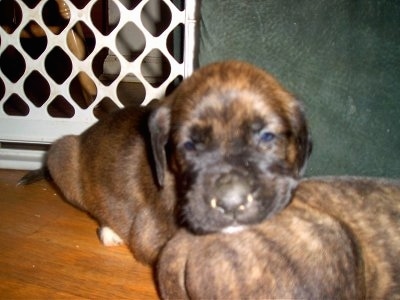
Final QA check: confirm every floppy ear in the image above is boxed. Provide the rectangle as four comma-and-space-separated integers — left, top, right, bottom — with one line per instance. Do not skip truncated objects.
148, 106, 171, 187
294, 106, 312, 176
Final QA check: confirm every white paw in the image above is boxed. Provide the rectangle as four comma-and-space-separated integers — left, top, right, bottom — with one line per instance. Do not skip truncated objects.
99, 226, 124, 246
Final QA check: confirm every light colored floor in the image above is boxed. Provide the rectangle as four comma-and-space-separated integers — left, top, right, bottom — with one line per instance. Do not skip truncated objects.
0, 169, 158, 299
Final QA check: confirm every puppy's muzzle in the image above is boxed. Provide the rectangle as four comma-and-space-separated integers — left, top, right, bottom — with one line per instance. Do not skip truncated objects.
210, 173, 254, 216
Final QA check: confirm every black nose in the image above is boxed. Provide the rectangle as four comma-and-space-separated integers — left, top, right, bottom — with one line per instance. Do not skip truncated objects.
211, 173, 253, 214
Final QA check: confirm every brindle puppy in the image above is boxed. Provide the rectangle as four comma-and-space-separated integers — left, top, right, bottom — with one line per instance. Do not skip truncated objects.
157, 177, 400, 299
20, 61, 311, 264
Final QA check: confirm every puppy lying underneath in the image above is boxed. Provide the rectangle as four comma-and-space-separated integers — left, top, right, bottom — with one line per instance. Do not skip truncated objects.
20, 60, 311, 265
157, 177, 400, 299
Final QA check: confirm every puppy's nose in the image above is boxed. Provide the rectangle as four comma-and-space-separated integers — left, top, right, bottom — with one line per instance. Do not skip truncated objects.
211, 173, 253, 214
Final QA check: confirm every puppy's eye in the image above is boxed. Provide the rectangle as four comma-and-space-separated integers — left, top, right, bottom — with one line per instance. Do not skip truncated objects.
183, 140, 196, 151
259, 131, 275, 143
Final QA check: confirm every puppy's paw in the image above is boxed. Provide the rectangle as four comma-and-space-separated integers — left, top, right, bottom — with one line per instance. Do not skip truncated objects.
98, 226, 124, 246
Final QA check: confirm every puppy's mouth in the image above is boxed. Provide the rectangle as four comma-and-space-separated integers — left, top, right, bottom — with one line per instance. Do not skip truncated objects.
185, 196, 267, 234
180, 171, 297, 234
182, 188, 271, 235
207, 189, 268, 226
208, 192, 256, 216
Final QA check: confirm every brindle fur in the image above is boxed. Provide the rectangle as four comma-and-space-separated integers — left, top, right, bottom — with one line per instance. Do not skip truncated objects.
157, 177, 400, 299
20, 61, 311, 264
46, 106, 178, 265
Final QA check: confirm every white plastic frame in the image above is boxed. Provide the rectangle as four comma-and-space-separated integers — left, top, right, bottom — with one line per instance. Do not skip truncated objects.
0, 0, 198, 170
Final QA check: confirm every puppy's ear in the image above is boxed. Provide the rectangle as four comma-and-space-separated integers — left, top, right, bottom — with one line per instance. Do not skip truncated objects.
293, 105, 312, 176
148, 106, 171, 187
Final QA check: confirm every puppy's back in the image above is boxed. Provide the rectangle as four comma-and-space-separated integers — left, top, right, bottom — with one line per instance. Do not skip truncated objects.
46, 105, 152, 212
298, 177, 400, 298
47, 135, 82, 209
158, 195, 364, 299
157, 177, 400, 299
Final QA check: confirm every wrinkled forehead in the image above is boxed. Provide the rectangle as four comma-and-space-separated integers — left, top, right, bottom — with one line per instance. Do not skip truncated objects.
187, 88, 285, 132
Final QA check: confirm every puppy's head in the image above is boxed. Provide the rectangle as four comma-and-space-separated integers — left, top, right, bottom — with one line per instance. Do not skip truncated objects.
149, 61, 311, 234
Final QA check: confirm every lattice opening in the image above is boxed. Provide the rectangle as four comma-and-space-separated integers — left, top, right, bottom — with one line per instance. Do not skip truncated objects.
142, 0, 172, 37
94, 97, 119, 120
117, 74, 146, 107
141, 48, 171, 87
24, 71, 50, 107
68, 21, 96, 60
166, 75, 183, 96
116, 22, 146, 62
0, 79, 4, 100
93, 47, 120, 85
47, 95, 75, 119
1, 46, 26, 83
91, 0, 120, 35
167, 23, 184, 63
43, 0, 69, 34
70, 72, 97, 108
45, 46, 72, 84
20, 21, 48, 59
0, 0, 23, 34
4, 94, 29, 116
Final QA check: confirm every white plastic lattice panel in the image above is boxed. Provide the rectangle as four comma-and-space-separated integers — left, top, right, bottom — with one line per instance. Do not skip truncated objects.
0, 0, 197, 169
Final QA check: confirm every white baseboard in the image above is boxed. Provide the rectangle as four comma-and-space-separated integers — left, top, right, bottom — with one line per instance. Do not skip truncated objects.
0, 148, 46, 170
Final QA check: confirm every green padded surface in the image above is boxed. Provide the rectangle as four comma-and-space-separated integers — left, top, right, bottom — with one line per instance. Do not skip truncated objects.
199, 0, 400, 177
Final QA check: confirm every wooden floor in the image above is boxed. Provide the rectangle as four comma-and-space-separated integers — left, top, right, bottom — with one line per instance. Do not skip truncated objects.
0, 169, 158, 299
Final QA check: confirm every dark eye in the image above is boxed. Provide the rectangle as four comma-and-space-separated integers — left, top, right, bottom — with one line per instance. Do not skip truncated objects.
259, 131, 275, 143
183, 140, 196, 151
